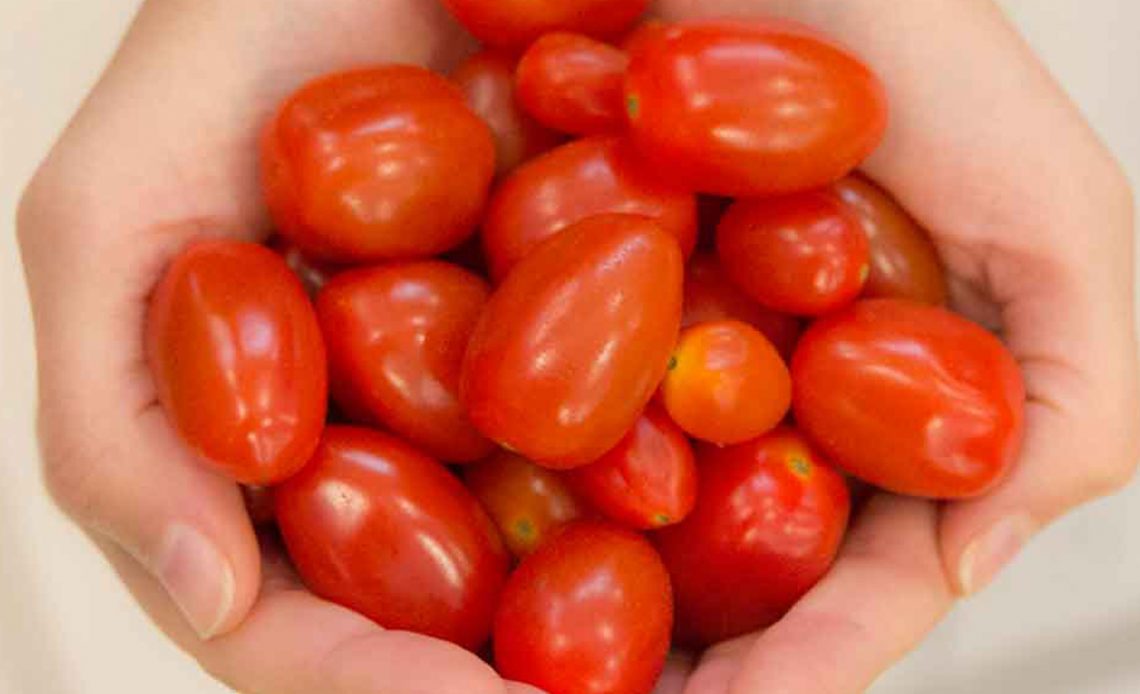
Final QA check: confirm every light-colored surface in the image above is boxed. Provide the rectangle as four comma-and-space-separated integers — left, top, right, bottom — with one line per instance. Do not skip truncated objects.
1, 1, 1137, 693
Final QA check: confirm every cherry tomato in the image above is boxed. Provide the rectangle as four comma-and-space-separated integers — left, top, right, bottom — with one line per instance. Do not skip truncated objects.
494, 522, 672, 694
716, 191, 871, 316
682, 253, 801, 360
452, 51, 562, 177
262, 66, 495, 262
146, 240, 326, 485
625, 20, 888, 196
654, 427, 850, 646
316, 262, 493, 463
465, 450, 585, 557
566, 405, 696, 529
831, 174, 949, 305
267, 235, 340, 296
619, 19, 666, 53
462, 214, 683, 469
661, 320, 791, 445
482, 136, 697, 282
441, 0, 649, 50
275, 426, 508, 650
516, 32, 629, 135
792, 299, 1025, 498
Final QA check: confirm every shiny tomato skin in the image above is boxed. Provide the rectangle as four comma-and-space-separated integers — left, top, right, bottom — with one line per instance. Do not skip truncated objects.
267, 235, 341, 296
682, 253, 801, 360
717, 191, 871, 316
831, 174, 949, 305
465, 450, 586, 558
146, 240, 327, 485
662, 320, 791, 445
625, 20, 888, 196
567, 405, 696, 529
482, 135, 697, 282
462, 214, 684, 469
262, 66, 495, 263
452, 51, 562, 177
792, 299, 1026, 498
275, 426, 508, 650
654, 427, 850, 647
316, 262, 493, 463
441, 0, 649, 50
516, 32, 629, 135
494, 521, 673, 694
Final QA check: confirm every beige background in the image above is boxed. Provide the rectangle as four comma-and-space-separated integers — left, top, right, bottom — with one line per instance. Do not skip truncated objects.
2, 1, 1138, 693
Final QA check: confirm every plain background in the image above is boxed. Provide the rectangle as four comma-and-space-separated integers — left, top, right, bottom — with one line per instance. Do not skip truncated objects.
2, 1, 1138, 693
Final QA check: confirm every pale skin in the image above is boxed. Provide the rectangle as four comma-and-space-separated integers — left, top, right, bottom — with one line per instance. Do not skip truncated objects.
16, 0, 1139, 692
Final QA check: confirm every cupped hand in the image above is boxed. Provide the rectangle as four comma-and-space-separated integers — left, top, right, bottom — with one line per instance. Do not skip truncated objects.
17, 1, 1138, 694
650, 0, 1139, 692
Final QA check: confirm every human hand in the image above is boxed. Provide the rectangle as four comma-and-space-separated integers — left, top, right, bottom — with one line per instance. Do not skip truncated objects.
646, 0, 1139, 691
17, 1, 537, 692
17, 1, 1137, 694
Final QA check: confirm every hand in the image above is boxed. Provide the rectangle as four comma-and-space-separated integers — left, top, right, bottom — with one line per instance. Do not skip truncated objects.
648, 0, 1140, 691
17, 1, 535, 692
17, 3, 1137, 694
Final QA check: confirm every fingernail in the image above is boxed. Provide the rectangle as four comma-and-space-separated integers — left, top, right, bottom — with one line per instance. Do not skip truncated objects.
153, 524, 235, 639
957, 514, 1035, 596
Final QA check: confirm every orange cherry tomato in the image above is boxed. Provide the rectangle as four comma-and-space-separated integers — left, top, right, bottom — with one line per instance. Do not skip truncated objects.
146, 240, 326, 484
516, 32, 629, 135
831, 174, 949, 305
655, 427, 850, 647
441, 0, 649, 50
494, 522, 672, 694
716, 191, 871, 316
465, 450, 586, 558
482, 136, 697, 282
275, 426, 508, 651
566, 405, 696, 529
262, 66, 495, 262
461, 214, 683, 469
682, 253, 801, 360
792, 299, 1025, 498
316, 261, 493, 463
662, 320, 791, 445
452, 51, 562, 177
625, 19, 888, 196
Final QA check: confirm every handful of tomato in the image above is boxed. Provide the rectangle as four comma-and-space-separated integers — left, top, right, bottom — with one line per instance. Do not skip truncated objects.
144, 3, 1026, 693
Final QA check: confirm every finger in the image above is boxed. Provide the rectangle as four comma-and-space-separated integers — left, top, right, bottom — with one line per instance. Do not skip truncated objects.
653, 651, 697, 694
99, 537, 517, 694
684, 496, 953, 694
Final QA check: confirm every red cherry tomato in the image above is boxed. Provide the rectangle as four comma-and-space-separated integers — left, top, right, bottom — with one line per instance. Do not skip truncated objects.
452, 51, 562, 177
494, 522, 672, 694
146, 240, 326, 485
262, 66, 495, 262
465, 450, 585, 557
516, 32, 629, 135
625, 20, 888, 196
316, 262, 493, 463
619, 19, 667, 53
717, 192, 871, 316
654, 427, 850, 646
275, 426, 508, 650
566, 405, 696, 529
441, 0, 649, 50
267, 235, 341, 296
241, 485, 276, 526
831, 174, 948, 305
482, 135, 697, 282
462, 214, 683, 469
682, 253, 801, 360
661, 320, 791, 445
792, 299, 1025, 498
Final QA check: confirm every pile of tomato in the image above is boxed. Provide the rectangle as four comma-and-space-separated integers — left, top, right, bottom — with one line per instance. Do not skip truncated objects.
145, 2, 1027, 692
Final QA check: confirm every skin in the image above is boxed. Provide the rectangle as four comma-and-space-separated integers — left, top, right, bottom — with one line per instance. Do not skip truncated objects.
15, 1, 1138, 693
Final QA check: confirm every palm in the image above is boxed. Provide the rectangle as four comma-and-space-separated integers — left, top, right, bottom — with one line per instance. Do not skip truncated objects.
21, 0, 1134, 693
